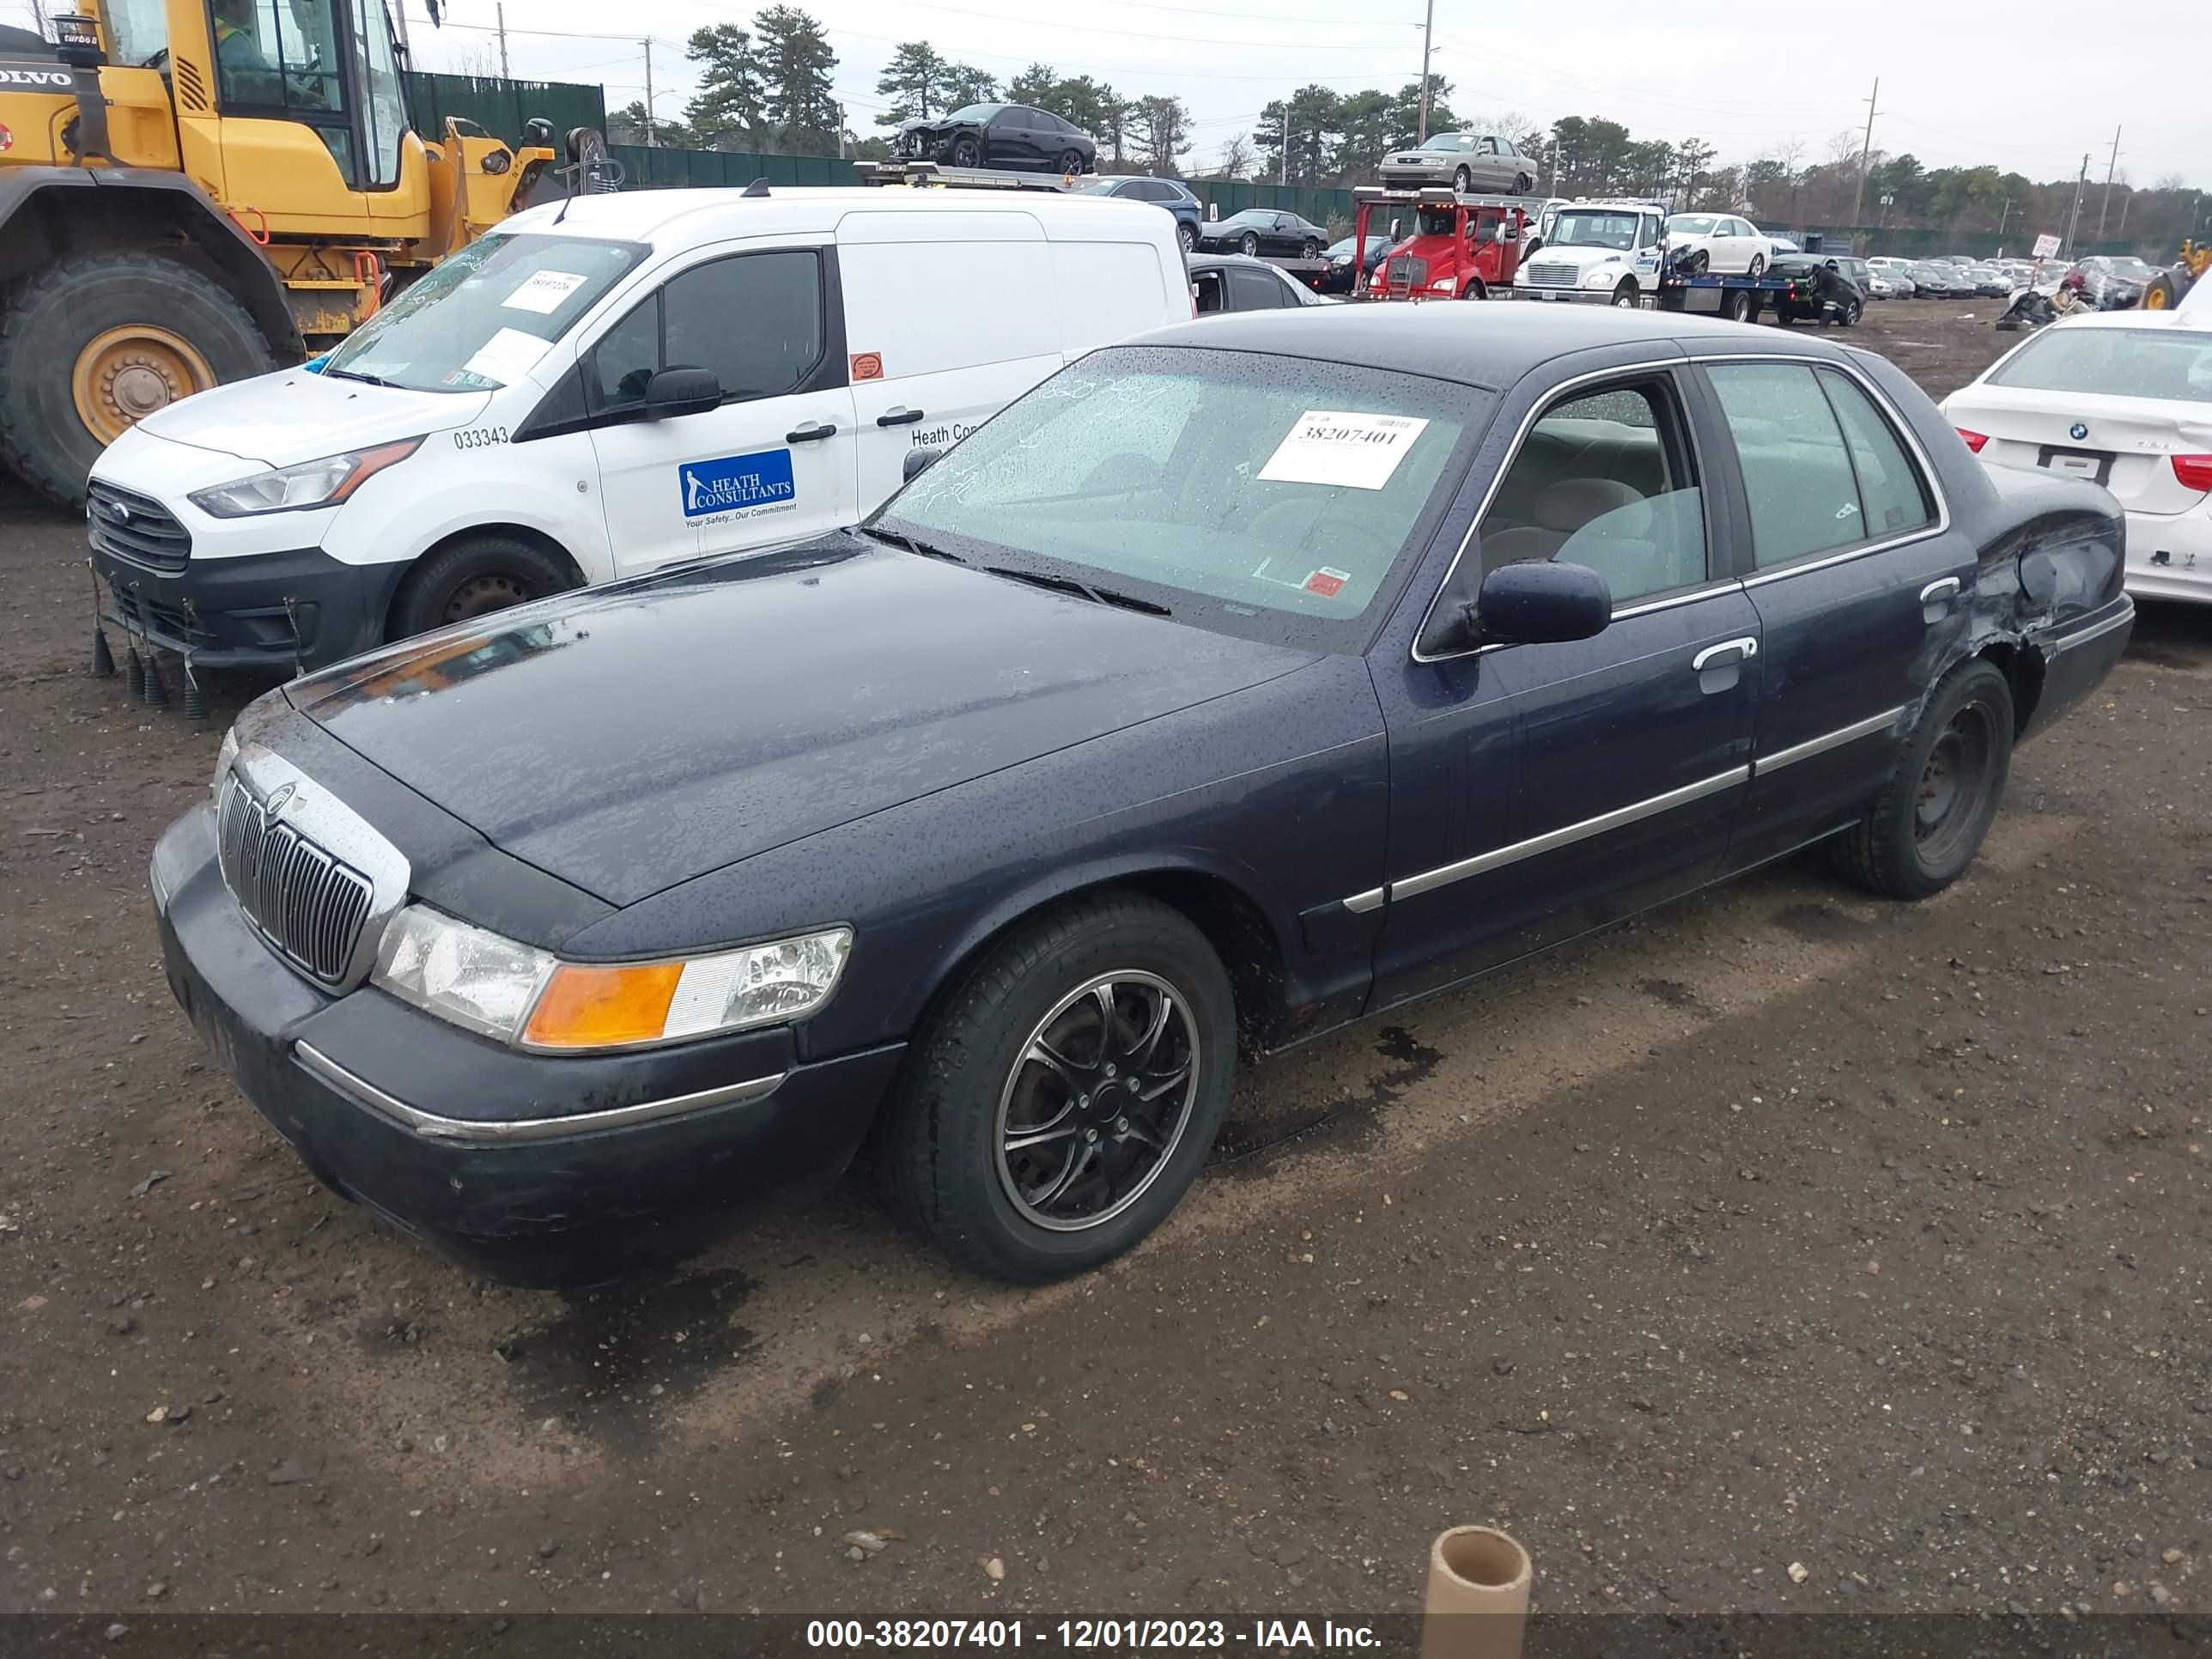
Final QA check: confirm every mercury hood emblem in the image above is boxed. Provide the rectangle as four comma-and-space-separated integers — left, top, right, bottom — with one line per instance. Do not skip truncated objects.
265, 781, 297, 814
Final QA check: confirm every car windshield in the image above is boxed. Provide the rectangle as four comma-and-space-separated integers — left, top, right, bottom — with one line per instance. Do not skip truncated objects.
1551, 210, 1648, 251
875, 344, 1492, 650
1421, 135, 1477, 151
946, 104, 1002, 122
1988, 326, 2212, 405
1074, 179, 1123, 195
1668, 215, 1719, 235
322, 232, 645, 393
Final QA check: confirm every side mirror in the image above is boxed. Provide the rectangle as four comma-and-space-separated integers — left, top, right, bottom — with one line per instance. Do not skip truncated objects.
643, 365, 721, 420
1469, 560, 1611, 646
902, 446, 944, 483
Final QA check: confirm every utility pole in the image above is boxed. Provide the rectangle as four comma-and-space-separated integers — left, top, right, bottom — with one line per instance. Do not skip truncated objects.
1279, 118, 1289, 185
1415, 0, 1434, 143
2095, 124, 2121, 240
1844, 76, 1881, 249
1997, 198, 2011, 238
390, 0, 410, 60
641, 38, 657, 146
2063, 151, 2088, 256
495, 2, 509, 77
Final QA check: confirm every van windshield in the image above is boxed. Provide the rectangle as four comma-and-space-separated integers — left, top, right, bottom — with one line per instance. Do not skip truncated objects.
877, 344, 1492, 651
322, 232, 647, 393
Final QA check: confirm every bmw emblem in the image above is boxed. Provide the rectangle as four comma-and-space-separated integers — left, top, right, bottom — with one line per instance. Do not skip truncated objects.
2069, 422, 2089, 441
265, 781, 297, 814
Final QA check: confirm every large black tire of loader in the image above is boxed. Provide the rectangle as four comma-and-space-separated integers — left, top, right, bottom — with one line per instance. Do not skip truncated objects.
0, 251, 277, 508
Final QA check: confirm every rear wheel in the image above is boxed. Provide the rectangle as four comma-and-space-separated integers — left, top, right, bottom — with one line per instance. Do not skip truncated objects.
1725, 289, 1753, 323
0, 251, 277, 509
1831, 660, 2014, 900
1512, 173, 1533, 195
950, 135, 981, 167
1054, 148, 1085, 176
1176, 221, 1195, 252
2141, 271, 2182, 310
878, 891, 1237, 1284
1301, 237, 1322, 260
1747, 253, 1767, 278
389, 533, 577, 643
1838, 295, 1863, 327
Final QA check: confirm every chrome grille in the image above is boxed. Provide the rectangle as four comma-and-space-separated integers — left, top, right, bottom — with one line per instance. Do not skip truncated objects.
1383, 254, 1431, 296
216, 772, 374, 986
87, 481, 191, 572
1526, 260, 1580, 287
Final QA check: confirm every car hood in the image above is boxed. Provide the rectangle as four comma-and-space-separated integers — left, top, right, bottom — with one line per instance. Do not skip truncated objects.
130, 368, 491, 466
899, 115, 963, 134
287, 538, 1318, 906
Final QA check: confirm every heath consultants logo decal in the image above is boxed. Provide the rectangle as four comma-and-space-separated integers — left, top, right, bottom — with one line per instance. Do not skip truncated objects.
679, 449, 797, 526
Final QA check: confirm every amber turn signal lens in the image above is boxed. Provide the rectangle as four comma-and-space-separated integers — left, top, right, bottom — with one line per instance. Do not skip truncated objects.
522, 961, 684, 1049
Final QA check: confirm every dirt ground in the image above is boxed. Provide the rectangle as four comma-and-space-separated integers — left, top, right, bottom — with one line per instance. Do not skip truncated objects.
3, 298, 2208, 1632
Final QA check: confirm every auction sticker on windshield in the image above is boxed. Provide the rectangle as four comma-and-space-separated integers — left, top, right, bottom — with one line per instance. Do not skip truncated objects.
454, 327, 553, 387
1259, 411, 1431, 490
502, 270, 590, 313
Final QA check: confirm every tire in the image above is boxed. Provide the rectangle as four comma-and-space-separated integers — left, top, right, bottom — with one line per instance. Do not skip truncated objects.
1453, 165, 1472, 193
1301, 237, 1322, 260
878, 890, 1237, 1284
388, 533, 577, 643
1747, 253, 1766, 278
2141, 271, 2181, 311
1460, 278, 1487, 301
0, 250, 278, 509
1725, 289, 1753, 323
1838, 296, 1863, 327
1830, 659, 2013, 901
1176, 221, 1196, 253
1612, 280, 1638, 308
1054, 149, 1084, 176
1512, 173, 1532, 195
1238, 232, 1260, 257
1772, 306, 1796, 327
950, 135, 981, 168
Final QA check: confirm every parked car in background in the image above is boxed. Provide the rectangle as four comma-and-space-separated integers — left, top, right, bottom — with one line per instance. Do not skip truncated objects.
1943, 310, 2212, 605
155, 304, 2134, 1286
1524, 197, 1571, 256
1910, 262, 1966, 298
1379, 132, 1537, 194
1963, 264, 2011, 296
1863, 266, 1900, 300
1763, 230, 1802, 254
1314, 234, 1398, 295
1187, 252, 1331, 312
1868, 256, 1917, 296
897, 103, 1097, 174
1078, 174, 1203, 251
1664, 213, 1774, 276
88, 188, 1188, 670
1196, 209, 1330, 260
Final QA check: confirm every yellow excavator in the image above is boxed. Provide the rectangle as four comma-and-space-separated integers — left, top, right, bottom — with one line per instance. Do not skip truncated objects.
2141, 240, 2209, 311
0, 1, 570, 505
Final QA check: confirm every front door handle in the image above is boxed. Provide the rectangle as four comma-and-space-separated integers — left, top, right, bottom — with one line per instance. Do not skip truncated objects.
876, 406, 926, 427
786, 421, 837, 442
1691, 636, 1759, 672
1919, 576, 1961, 623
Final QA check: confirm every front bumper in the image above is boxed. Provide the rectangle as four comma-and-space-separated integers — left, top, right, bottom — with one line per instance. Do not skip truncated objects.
1514, 283, 1650, 307
2120, 504, 2212, 606
94, 540, 410, 672
153, 803, 903, 1285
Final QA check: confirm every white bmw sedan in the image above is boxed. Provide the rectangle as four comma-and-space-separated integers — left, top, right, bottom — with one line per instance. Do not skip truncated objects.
1942, 311, 2212, 605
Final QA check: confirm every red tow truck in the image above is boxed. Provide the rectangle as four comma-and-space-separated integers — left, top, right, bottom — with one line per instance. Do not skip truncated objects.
1351, 185, 1530, 301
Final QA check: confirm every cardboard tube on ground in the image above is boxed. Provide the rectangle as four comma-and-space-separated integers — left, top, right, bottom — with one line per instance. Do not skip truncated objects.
1419, 1526, 1532, 1659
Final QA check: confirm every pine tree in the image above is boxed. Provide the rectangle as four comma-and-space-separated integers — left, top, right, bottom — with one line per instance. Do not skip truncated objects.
754, 5, 840, 154
875, 40, 945, 126
683, 23, 765, 150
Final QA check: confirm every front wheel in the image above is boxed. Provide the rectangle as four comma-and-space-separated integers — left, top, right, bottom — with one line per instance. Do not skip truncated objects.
950, 135, 982, 168
1612, 280, 1639, 308
1176, 221, 1196, 252
1238, 232, 1260, 257
1830, 659, 2014, 901
1453, 165, 1472, 193
878, 891, 1237, 1284
389, 533, 577, 642
2141, 271, 2181, 310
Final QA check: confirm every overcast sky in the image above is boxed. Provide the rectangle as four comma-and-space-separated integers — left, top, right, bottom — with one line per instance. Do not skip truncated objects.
17, 0, 2200, 196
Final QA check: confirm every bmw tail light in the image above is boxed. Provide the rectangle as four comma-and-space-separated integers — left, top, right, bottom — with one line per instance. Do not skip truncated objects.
2170, 453, 2212, 493
1956, 428, 1990, 453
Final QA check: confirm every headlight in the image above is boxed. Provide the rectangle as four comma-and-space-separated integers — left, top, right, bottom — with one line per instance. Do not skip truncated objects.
188, 437, 423, 518
370, 905, 853, 1051
1431, 276, 1456, 293
1583, 265, 1622, 289
214, 726, 240, 793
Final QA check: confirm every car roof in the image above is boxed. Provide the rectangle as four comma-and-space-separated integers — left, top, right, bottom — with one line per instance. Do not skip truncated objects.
2026, 308, 2212, 336
1185, 252, 1293, 271
1126, 301, 1847, 389
499, 186, 1157, 246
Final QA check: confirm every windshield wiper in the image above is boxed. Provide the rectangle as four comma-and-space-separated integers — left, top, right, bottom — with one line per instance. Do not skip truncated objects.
324, 367, 398, 388
988, 566, 1170, 617
860, 524, 964, 563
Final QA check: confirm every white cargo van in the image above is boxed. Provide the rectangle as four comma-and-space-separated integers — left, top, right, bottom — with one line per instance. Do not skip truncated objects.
86, 186, 1188, 671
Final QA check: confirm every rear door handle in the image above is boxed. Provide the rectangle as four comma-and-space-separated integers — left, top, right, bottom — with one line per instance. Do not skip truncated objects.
1920, 576, 1961, 622
786, 421, 837, 442
1692, 636, 1759, 672
876, 406, 926, 427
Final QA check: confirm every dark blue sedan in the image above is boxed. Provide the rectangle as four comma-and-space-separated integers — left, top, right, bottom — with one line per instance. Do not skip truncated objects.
151, 305, 2132, 1286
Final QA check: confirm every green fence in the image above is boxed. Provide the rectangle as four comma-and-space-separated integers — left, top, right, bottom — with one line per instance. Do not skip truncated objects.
404, 72, 605, 148
1793, 223, 2138, 260
605, 144, 859, 190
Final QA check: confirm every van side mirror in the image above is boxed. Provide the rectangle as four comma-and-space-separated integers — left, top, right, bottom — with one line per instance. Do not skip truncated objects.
643, 365, 721, 419
1468, 560, 1611, 645
902, 447, 944, 483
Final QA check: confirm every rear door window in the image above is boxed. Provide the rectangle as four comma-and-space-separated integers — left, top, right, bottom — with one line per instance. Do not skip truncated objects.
1707, 362, 1928, 566
1818, 369, 1935, 538
1227, 265, 1287, 310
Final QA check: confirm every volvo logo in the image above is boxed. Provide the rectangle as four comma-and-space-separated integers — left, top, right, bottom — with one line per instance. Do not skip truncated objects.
2069, 422, 2089, 441
265, 781, 298, 814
